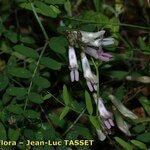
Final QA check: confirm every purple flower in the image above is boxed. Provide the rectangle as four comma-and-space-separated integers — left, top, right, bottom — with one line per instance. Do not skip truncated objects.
94, 95, 114, 129
68, 46, 79, 82
81, 52, 98, 92
85, 47, 113, 62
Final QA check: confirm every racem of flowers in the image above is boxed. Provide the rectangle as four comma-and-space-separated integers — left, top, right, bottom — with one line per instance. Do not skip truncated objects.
66, 30, 138, 141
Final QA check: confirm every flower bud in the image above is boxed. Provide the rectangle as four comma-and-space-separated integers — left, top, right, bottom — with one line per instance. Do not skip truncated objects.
113, 107, 131, 136
109, 95, 138, 119
126, 76, 150, 84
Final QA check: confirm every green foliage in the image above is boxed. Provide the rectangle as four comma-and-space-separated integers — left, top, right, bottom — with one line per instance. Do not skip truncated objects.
132, 124, 146, 134
33, 76, 51, 89
0, 0, 149, 149
8, 128, 20, 141
139, 97, 150, 116
63, 84, 70, 105
20, 1, 60, 18
40, 57, 62, 70
34, 1, 60, 18
115, 137, 133, 150
138, 37, 150, 55
59, 106, 70, 120
89, 116, 100, 129
49, 113, 65, 128
13, 45, 39, 59
7, 104, 23, 114
110, 70, 129, 80
136, 132, 150, 143
44, 0, 65, 5
0, 74, 9, 90
85, 91, 93, 115
49, 36, 68, 54
29, 92, 43, 104
24, 110, 40, 119
81, 10, 120, 33
8, 67, 32, 78
43, 93, 52, 100
93, 0, 101, 12
0, 122, 7, 140
64, 0, 72, 17
6, 87, 27, 97
130, 140, 147, 150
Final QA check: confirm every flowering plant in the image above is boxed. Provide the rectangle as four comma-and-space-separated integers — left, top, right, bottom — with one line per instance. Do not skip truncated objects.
0, 0, 149, 150
66, 29, 138, 141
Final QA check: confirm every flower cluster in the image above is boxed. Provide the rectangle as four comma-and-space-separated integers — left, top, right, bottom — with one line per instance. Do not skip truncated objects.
93, 94, 138, 141
68, 30, 113, 91
67, 30, 137, 141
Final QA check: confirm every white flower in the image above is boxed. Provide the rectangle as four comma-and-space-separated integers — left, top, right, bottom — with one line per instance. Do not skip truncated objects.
73, 30, 105, 43
101, 37, 114, 46
80, 30, 105, 43
68, 46, 79, 82
81, 52, 98, 91
94, 94, 114, 129
88, 37, 114, 47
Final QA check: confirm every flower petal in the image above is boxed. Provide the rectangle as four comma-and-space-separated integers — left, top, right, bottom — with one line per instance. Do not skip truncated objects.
97, 98, 112, 119
85, 47, 113, 62
109, 119, 115, 127
98, 55, 111, 62
87, 81, 94, 92
93, 84, 97, 91
102, 38, 114, 46
85, 47, 99, 59
81, 53, 93, 79
74, 70, 79, 81
104, 120, 111, 129
70, 70, 75, 82
81, 30, 105, 43
100, 51, 113, 58
69, 46, 78, 68
88, 39, 101, 47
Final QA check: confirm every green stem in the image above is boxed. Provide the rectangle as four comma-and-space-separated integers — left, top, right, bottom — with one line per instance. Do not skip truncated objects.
63, 107, 86, 135
50, 93, 87, 115
91, 58, 100, 116
30, 1, 49, 40
24, 42, 48, 111
63, 17, 150, 30
120, 23, 150, 30
91, 58, 100, 97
